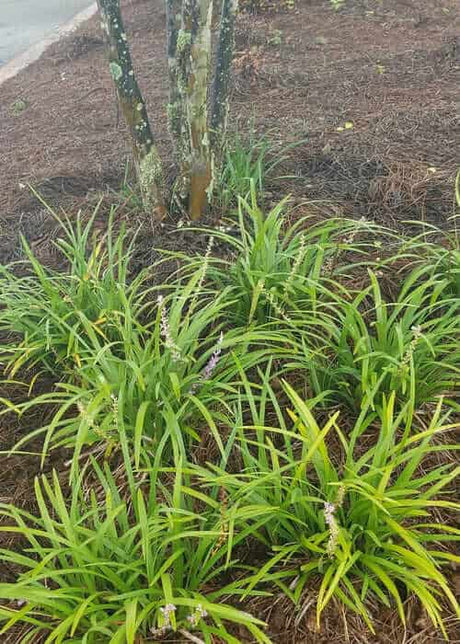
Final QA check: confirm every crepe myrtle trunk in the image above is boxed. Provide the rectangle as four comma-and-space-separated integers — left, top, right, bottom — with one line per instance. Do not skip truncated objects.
98, 0, 238, 220
211, 0, 238, 152
97, 0, 166, 218
166, 0, 185, 160
180, 0, 214, 220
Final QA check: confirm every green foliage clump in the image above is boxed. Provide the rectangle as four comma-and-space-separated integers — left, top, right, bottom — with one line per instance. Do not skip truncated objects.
0, 466, 269, 643
216, 131, 272, 211
0, 188, 459, 642
10, 98, 28, 116
0, 208, 142, 376
183, 186, 370, 327
192, 380, 460, 636
215, 130, 305, 212
295, 266, 459, 410
1, 209, 289, 470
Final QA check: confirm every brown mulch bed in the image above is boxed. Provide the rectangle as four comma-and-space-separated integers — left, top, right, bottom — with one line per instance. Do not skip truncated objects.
0, 0, 458, 642
0, 0, 458, 265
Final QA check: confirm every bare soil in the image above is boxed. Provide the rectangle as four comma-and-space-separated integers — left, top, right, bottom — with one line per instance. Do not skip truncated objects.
0, 0, 458, 642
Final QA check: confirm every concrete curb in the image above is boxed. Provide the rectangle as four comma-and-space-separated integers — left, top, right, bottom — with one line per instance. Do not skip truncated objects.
0, 3, 98, 87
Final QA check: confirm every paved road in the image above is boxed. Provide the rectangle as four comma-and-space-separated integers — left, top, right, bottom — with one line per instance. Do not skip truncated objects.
0, 0, 92, 66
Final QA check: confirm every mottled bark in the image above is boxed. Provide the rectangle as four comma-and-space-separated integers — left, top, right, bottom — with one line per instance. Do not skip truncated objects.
211, 0, 238, 153
181, 0, 214, 220
165, 0, 185, 158
97, 0, 165, 217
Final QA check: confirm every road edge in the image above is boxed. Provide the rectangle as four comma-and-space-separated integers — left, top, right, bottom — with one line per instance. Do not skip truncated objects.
0, 3, 98, 87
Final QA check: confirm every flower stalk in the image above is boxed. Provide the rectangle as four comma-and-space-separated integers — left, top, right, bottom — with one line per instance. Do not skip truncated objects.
158, 295, 182, 362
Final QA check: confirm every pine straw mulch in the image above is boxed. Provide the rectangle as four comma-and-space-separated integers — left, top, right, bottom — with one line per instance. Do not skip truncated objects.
0, 0, 458, 265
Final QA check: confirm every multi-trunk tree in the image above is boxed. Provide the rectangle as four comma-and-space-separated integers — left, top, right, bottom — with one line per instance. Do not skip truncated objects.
97, 0, 238, 220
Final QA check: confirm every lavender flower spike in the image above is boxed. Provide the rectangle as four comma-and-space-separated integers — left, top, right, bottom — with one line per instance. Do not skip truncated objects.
202, 332, 224, 382
187, 602, 208, 627
157, 295, 182, 362
324, 500, 340, 557
159, 603, 177, 629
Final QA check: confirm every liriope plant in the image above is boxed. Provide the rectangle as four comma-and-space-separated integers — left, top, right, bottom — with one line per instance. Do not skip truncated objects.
191, 379, 460, 637
0, 465, 271, 643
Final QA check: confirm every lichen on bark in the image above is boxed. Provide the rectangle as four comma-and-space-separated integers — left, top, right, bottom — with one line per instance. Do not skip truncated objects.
211, 0, 238, 152
98, 0, 239, 221
97, 0, 166, 217
166, 0, 186, 162
139, 147, 165, 211
179, 0, 214, 220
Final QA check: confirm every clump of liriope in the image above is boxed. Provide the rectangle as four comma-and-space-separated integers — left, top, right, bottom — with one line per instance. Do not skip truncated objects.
0, 207, 143, 376
178, 189, 372, 328
387, 220, 460, 298
296, 265, 460, 410
192, 381, 460, 636
5, 264, 290, 473
215, 130, 271, 210
0, 466, 270, 643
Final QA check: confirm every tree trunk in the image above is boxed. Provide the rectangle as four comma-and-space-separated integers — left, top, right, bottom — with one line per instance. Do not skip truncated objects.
181, 0, 214, 220
211, 0, 238, 153
165, 0, 185, 161
97, 0, 166, 217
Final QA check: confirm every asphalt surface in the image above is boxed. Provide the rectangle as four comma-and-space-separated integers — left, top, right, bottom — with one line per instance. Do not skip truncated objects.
0, 0, 92, 65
